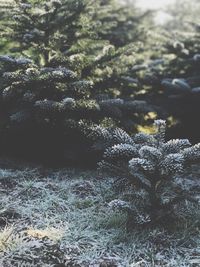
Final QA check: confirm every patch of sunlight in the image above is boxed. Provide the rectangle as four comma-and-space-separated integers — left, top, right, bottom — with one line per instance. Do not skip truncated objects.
144, 111, 158, 120
26, 226, 67, 241
135, 0, 175, 24
136, 89, 148, 95
137, 0, 175, 10
100, 117, 116, 128
167, 116, 179, 127
0, 226, 24, 252
137, 112, 158, 134
137, 124, 157, 134
0, 226, 14, 251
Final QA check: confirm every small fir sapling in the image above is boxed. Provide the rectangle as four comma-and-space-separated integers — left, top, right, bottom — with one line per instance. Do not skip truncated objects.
98, 120, 200, 226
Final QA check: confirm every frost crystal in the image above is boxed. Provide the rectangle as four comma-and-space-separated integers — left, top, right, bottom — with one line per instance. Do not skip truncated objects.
108, 199, 131, 210
104, 144, 138, 161
139, 146, 162, 162
129, 158, 155, 172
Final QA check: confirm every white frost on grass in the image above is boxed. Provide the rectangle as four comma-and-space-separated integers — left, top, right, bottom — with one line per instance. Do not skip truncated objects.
0, 167, 199, 266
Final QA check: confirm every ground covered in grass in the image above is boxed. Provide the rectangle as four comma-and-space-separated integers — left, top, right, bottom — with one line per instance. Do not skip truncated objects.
0, 160, 199, 267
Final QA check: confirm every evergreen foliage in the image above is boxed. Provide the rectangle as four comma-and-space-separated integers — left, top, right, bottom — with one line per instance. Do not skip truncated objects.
98, 120, 200, 226
0, 0, 151, 99
164, 0, 200, 31
136, 20, 200, 143
159, 22, 200, 143
0, 55, 154, 163
0, 0, 156, 162
0, 0, 198, 165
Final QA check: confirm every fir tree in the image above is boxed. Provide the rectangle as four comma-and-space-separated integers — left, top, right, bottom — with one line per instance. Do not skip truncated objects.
159, 22, 200, 143
0, 0, 157, 163
98, 120, 200, 226
136, 17, 200, 143
0, 54, 155, 163
0, 55, 92, 162
0, 0, 152, 99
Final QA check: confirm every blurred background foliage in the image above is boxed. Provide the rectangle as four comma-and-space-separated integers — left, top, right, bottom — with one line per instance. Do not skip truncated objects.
0, 0, 199, 164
